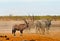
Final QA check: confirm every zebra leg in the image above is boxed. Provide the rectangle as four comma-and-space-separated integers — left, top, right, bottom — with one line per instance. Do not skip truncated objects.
38, 28, 41, 34
28, 27, 31, 33
36, 27, 39, 34
12, 29, 16, 36
41, 27, 45, 35
46, 27, 50, 34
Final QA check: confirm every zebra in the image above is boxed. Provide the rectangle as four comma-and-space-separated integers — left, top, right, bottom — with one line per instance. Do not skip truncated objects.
12, 19, 29, 36
34, 19, 51, 34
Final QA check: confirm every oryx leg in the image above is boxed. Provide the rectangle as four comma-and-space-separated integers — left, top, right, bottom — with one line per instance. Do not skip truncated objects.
20, 30, 23, 36
12, 29, 16, 36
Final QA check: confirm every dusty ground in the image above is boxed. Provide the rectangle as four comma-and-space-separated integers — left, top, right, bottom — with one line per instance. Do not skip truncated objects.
0, 21, 60, 41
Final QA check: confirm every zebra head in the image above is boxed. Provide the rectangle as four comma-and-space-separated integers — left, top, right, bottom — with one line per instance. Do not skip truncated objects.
45, 19, 52, 27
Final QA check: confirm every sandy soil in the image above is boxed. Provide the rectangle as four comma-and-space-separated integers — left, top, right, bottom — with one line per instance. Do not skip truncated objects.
0, 21, 60, 41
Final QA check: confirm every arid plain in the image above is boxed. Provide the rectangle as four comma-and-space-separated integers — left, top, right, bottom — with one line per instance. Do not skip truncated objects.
0, 20, 60, 41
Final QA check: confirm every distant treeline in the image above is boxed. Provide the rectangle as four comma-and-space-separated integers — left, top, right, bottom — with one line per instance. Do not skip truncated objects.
0, 16, 60, 21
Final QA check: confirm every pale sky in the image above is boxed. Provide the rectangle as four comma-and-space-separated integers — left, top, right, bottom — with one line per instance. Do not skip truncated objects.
0, 0, 60, 16
0, 0, 59, 2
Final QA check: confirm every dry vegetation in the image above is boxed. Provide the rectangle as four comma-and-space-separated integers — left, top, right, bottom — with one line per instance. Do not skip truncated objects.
0, 16, 60, 21
0, 16, 60, 41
